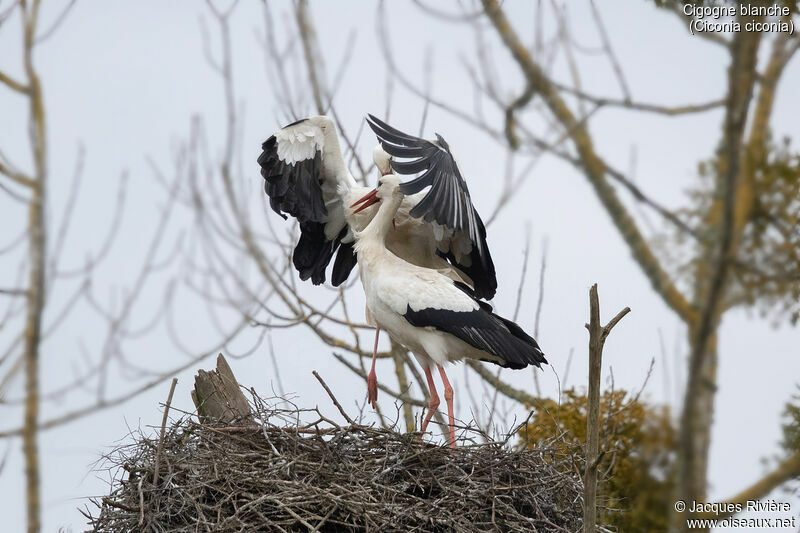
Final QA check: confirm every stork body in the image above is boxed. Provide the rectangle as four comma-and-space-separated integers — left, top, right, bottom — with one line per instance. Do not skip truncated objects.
353, 176, 546, 445
258, 115, 499, 407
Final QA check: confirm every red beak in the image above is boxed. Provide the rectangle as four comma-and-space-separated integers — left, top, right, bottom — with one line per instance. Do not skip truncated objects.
351, 189, 379, 213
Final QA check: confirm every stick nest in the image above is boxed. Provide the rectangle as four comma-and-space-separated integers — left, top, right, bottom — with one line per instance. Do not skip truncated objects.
87, 397, 585, 532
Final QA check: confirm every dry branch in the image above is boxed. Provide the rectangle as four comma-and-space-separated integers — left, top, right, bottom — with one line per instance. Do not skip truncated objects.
152, 378, 177, 488
480, 0, 694, 323
583, 284, 630, 533
9, 2, 50, 531
295, 0, 326, 114
696, 451, 800, 521
312, 370, 354, 425
0, 69, 28, 94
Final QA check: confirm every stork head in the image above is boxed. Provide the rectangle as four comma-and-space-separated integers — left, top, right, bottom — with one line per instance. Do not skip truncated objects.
376, 174, 403, 199
372, 145, 393, 176
350, 175, 403, 214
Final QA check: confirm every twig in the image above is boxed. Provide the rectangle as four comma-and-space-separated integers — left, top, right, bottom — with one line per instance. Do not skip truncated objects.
588, 0, 630, 101
312, 370, 354, 425
533, 238, 548, 339
532, 238, 548, 397
34, 0, 77, 43
0, 159, 35, 188
138, 473, 146, 526
153, 377, 178, 487
512, 224, 531, 322
100, 497, 138, 513
550, 80, 724, 116
0, 69, 28, 94
295, 0, 326, 114
390, 342, 415, 433
466, 360, 538, 407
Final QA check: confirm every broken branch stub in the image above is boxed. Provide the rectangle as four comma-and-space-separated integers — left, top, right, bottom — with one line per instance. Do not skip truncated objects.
191, 354, 251, 424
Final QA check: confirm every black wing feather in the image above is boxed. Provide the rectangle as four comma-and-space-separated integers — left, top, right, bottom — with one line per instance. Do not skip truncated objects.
292, 224, 357, 286
374, 143, 426, 158
292, 222, 335, 285
400, 164, 438, 195
389, 157, 431, 174
258, 122, 327, 224
331, 241, 358, 287
435, 211, 495, 298
366, 114, 497, 299
367, 117, 422, 144
403, 284, 547, 370
259, 119, 357, 286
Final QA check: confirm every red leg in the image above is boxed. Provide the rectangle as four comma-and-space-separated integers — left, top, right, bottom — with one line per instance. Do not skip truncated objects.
438, 365, 456, 447
367, 327, 380, 408
419, 365, 440, 437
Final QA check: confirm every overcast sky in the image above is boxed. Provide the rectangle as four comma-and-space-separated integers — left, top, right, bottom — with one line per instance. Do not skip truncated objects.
0, 2, 798, 531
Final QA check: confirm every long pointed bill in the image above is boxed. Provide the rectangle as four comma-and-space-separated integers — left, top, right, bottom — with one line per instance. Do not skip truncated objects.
351, 189, 379, 213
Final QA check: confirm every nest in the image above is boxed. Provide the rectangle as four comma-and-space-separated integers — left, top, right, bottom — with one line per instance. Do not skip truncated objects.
87, 396, 585, 532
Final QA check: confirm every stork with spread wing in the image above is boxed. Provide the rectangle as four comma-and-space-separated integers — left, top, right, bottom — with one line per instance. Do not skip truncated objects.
257, 115, 497, 406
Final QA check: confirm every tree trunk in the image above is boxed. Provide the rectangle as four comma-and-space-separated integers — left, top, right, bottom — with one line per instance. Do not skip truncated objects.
681, 331, 719, 493
674, 17, 761, 532
674, 331, 718, 533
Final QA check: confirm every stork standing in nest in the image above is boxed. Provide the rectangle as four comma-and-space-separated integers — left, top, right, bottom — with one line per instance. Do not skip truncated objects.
351, 176, 547, 446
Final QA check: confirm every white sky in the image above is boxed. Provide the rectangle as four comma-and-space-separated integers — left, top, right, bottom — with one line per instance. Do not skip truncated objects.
0, 2, 798, 532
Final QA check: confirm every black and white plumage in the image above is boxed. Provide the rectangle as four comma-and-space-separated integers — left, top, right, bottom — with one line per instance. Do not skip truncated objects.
258, 117, 356, 285
404, 281, 546, 370
257, 115, 497, 299
366, 114, 496, 300
352, 175, 546, 445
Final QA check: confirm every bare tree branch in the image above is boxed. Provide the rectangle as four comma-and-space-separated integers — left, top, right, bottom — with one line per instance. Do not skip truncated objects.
33, 0, 76, 43
0, 159, 35, 188
16, 0, 48, 529
588, 0, 630, 101
697, 452, 800, 521
551, 80, 725, 116
480, 0, 695, 323
295, 0, 325, 114
465, 359, 537, 407
0, 69, 28, 94
664, 2, 731, 48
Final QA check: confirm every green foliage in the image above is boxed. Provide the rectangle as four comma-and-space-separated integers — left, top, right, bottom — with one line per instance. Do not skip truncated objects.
520, 388, 675, 532
738, 136, 800, 323
685, 135, 800, 324
782, 386, 800, 454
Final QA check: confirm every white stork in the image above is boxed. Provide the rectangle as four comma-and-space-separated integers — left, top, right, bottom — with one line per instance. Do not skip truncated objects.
258, 115, 497, 407
351, 175, 547, 445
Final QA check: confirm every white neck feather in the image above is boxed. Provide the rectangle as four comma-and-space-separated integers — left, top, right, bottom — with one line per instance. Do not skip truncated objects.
354, 193, 403, 253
